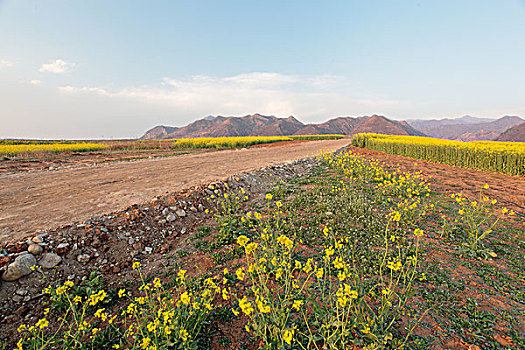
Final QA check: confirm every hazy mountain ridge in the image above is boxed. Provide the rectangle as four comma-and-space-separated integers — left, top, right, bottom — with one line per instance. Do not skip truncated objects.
140, 114, 424, 139
141, 125, 180, 140
495, 122, 525, 142
407, 115, 524, 141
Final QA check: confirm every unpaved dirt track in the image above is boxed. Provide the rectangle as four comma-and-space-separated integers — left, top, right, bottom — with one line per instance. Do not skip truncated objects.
0, 139, 350, 243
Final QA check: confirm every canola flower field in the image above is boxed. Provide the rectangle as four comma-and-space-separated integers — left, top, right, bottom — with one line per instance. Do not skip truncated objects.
0, 140, 107, 157
352, 133, 525, 176
0, 135, 344, 158
9, 149, 523, 349
169, 135, 344, 149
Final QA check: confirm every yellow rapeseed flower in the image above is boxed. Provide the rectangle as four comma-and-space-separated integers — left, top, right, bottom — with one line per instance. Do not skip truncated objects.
283, 329, 294, 345
237, 235, 249, 247
35, 318, 49, 330
236, 267, 245, 281
180, 292, 191, 305
292, 300, 304, 310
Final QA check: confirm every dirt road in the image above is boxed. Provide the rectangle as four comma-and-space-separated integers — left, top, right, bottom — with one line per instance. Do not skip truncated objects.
0, 139, 350, 243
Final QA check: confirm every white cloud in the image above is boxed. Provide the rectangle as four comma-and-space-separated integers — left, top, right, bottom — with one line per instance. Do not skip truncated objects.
222, 72, 299, 86
58, 72, 402, 121
0, 59, 15, 68
30, 79, 43, 85
39, 59, 75, 74
59, 85, 107, 94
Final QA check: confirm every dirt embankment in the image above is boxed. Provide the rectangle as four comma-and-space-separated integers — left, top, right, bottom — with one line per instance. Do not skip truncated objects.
0, 139, 350, 243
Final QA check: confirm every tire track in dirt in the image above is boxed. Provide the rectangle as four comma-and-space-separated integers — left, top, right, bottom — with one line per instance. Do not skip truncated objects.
0, 139, 350, 243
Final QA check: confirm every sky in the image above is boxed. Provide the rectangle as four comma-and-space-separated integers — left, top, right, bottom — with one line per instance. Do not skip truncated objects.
1, 0, 525, 139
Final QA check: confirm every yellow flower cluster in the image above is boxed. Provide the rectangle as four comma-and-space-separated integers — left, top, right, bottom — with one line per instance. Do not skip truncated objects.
169, 135, 345, 149
18, 263, 222, 349
0, 141, 106, 156
450, 186, 514, 251
171, 136, 292, 149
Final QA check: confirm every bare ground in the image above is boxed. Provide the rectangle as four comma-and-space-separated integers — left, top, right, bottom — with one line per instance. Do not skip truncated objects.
0, 139, 350, 243
349, 146, 525, 215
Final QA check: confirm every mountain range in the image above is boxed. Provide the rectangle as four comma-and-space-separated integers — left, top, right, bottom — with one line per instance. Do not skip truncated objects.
141, 114, 525, 142
495, 122, 525, 142
406, 115, 524, 141
141, 114, 424, 140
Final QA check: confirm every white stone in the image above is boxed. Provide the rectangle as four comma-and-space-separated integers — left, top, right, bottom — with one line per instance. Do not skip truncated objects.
39, 253, 62, 269
1, 254, 37, 281
77, 254, 90, 264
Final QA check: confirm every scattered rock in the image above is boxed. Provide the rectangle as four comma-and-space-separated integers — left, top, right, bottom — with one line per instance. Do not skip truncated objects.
198, 204, 204, 212
176, 209, 186, 217
39, 253, 62, 269
166, 213, 177, 222
77, 254, 90, 264
189, 206, 197, 213
28, 244, 43, 255
144, 247, 153, 254
12, 295, 24, 303
15, 289, 28, 296
56, 243, 70, 254
162, 208, 169, 215
181, 227, 187, 235
32, 235, 45, 244
1, 254, 37, 281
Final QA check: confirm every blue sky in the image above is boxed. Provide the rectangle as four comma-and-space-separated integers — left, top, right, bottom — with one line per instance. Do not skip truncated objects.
1, 0, 525, 138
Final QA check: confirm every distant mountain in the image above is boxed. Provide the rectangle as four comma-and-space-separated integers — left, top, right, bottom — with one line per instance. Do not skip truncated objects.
447, 115, 496, 124
143, 113, 296, 139
141, 125, 180, 140
140, 113, 425, 140
408, 116, 496, 131
495, 122, 525, 142
294, 116, 369, 135
352, 115, 425, 136
407, 115, 524, 141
